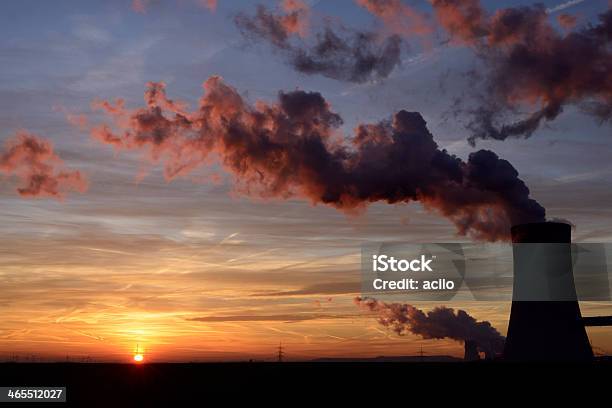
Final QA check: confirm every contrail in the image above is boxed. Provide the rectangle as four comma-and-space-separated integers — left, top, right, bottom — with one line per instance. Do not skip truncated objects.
546, 0, 586, 14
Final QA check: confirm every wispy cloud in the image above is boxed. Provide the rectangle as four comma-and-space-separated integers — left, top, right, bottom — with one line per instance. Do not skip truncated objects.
253, 282, 360, 297
187, 313, 354, 323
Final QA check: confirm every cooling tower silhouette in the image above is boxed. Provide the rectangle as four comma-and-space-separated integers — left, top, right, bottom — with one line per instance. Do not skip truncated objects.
464, 340, 480, 361
503, 222, 593, 361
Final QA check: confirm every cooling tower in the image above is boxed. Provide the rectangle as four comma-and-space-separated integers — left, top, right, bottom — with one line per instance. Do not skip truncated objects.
464, 340, 480, 361
503, 222, 593, 361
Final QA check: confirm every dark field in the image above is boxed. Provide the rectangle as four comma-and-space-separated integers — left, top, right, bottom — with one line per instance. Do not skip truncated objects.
0, 361, 610, 405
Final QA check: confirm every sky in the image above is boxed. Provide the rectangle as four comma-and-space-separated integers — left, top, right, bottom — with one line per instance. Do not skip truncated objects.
1, 0, 611, 362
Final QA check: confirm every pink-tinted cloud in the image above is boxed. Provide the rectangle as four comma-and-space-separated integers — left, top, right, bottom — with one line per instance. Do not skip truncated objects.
280, 0, 310, 37
131, 0, 147, 14
0, 132, 88, 199
356, 0, 432, 36
558, 13, 578, 30
200, 0, 217, 12
430, 0, 489, 44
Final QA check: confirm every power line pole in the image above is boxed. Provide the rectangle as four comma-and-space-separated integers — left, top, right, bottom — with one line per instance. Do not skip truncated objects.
277, 342, 284, 363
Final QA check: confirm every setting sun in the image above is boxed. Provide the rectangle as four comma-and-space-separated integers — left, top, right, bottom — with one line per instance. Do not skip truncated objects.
133, 354, 144, 363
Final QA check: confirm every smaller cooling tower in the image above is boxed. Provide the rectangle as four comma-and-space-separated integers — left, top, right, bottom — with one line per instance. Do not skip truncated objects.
464, 340, 480, 361
503, 222, 593, 361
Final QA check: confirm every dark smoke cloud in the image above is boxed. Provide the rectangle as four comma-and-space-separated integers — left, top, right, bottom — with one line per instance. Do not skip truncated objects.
234, 2, 404, 83
234, 0, 310, 47
423, 2, 612, 142
90, 77, 544, 240
233, 1, 611, 140
466, 6, 612, 143
0, 132, 88, 199
355, 296, 505, 355
340, 1, 612, 141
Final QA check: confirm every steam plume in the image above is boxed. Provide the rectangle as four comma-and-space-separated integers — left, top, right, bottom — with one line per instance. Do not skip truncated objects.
355, 296, 505, 355
234, 2, 403, 83
91, 77, 545, 240
464, 6, 612, 143
333, 1, 612, 140
424, 2, 612, 142
0, 132, 88, 199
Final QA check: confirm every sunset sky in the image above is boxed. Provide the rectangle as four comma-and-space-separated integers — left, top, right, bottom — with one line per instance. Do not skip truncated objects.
1, 0, 611, 362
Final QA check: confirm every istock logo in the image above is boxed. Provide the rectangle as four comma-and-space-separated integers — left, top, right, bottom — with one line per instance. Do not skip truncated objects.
372, 254, 435, 272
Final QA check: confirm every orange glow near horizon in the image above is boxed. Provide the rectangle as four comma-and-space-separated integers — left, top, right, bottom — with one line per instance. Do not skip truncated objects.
1, 232, 612, 361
